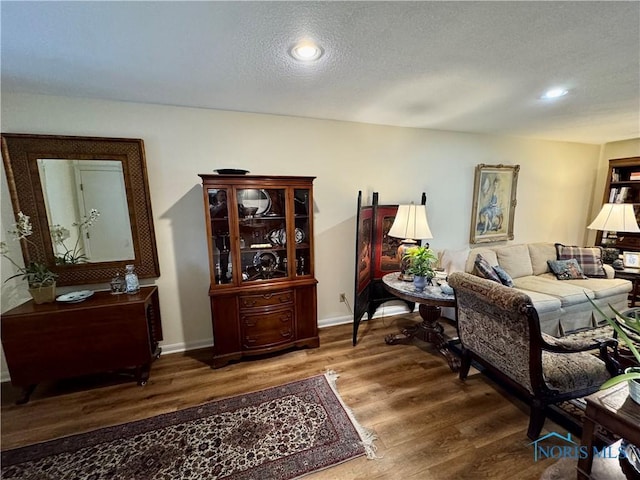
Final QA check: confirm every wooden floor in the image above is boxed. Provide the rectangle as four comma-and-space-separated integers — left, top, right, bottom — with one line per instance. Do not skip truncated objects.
0, 312, 566, 479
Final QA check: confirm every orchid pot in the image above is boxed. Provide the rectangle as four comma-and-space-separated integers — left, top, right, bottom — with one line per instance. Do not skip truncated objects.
28, 281, 57, 304
627, 366, 640, 404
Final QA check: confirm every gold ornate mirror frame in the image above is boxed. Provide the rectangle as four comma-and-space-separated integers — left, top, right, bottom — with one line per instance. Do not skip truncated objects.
1, 133, 160, 286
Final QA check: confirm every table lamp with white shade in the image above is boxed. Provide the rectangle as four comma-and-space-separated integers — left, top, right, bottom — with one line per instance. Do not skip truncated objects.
388, 203, 433, 281
588, 203, 640, 268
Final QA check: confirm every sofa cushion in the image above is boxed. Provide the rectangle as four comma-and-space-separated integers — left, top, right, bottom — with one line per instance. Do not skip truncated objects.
542, 350, 610, 394
556, 243, 606, 278
465, 247, 498, 273
513, 274, 595, 307
547, 258, 588, 280
439, 247, 470, 273
516, 288, 562, 314
529, 243, 557, 275
496, 244, 533, 278
474, 254, 502, 283
493, 265, 514, 287
562, 277, 632, 299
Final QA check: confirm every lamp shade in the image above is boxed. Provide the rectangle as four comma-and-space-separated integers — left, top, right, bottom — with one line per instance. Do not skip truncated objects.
388, 204, 433, 240
587, 203, 640, 232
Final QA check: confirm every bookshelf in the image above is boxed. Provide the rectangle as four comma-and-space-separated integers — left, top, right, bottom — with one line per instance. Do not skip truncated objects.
597, 157, 640, 250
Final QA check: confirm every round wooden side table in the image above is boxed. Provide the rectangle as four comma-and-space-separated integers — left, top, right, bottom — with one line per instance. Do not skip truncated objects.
381, 273, 460, 371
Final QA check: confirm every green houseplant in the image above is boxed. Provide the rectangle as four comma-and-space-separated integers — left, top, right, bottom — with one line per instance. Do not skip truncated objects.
589, 298, 640, 403
403, 245, 438, 291
1, 212, 58, 303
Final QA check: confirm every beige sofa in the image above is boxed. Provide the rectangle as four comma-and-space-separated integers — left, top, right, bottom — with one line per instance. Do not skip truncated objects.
451, 243, 632, 336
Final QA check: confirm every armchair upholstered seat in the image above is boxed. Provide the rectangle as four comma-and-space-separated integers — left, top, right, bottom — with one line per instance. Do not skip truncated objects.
448, 272, 617, 440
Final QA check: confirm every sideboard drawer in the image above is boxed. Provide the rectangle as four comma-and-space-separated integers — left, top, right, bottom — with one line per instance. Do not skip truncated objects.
239, 289, 293, 309
241, 307, 293, 349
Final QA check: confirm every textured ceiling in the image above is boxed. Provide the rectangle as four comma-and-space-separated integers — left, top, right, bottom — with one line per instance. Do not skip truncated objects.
2, 1, 639, 144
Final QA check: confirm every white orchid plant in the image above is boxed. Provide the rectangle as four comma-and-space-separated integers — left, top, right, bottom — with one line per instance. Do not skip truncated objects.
1, 212, 58, 288
50, 209, 100, 265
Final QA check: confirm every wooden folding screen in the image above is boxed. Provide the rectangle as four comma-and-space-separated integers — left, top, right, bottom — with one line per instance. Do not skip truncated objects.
352, 191, 426, 345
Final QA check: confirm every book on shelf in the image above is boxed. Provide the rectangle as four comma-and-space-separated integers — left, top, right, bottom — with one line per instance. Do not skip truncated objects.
618, 187, 630, 203
631, 172, 640, 181
610, 186, 631, 203
610, 188, 618, 202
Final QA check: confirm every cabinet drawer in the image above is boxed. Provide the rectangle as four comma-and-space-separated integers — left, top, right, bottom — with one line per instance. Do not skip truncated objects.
239, 289, 293, 309
241, 308, 293, 349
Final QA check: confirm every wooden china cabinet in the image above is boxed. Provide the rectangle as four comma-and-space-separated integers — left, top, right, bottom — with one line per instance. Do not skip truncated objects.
199, 174, 319, 368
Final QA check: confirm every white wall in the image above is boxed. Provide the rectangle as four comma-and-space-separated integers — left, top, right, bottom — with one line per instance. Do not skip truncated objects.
1, 92, 619, 377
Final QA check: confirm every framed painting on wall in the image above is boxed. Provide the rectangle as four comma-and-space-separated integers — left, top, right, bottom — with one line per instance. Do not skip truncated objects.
469, 164, 520, 244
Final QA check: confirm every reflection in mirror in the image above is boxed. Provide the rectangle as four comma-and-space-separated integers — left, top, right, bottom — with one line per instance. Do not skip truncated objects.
38, 159, 135, 264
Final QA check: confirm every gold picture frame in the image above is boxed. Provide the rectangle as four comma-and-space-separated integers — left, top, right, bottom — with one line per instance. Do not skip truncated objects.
469, 164, 520, 244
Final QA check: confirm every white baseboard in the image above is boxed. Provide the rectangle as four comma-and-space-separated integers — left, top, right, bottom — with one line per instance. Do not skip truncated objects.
0, 304, 415, 383
160, 338, 214, 356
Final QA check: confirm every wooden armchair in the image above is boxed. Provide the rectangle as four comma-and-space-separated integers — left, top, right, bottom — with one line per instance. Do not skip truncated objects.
448, 272, 618, 440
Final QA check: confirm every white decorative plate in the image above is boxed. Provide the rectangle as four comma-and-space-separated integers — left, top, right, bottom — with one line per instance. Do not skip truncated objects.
267, 228, 286, 246
56, 290, 94, 303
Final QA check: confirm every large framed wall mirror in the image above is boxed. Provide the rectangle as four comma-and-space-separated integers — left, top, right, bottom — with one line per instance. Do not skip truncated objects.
1, 134, 160, 286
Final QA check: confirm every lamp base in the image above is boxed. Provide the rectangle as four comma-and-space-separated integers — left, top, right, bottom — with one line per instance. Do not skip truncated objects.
397, 239, 417, 282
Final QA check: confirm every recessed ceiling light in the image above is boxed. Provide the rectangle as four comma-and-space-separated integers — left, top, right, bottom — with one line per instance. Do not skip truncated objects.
541, 88, 569, 100
289, 41, 324, 62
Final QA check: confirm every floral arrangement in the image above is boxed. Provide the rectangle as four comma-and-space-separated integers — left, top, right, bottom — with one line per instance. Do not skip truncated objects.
50, 209, 100, 264
1, 212, 57, 288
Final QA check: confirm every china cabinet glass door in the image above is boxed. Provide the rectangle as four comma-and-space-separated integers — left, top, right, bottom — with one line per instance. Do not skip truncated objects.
294, 188, 311, 277
237, 187, 288, 284
208, 187, 233, 286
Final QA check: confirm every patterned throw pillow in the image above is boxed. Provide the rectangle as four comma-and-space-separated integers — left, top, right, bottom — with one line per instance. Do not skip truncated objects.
493, 265, 514, 287
547, 258, 588, 280
474, 254, 502, 283
555, 243, 606, 278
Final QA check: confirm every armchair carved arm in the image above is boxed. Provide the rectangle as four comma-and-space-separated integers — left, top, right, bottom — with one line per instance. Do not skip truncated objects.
541, 332, 620, 375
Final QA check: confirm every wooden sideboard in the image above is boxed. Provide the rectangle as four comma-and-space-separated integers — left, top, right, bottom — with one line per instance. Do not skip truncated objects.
1, 286, 162, 403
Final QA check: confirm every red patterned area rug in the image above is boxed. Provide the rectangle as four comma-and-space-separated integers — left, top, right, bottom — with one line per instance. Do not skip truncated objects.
1, 371, 376, 479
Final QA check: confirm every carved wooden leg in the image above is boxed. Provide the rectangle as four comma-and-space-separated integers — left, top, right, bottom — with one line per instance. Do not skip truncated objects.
136, 364, 151, 386
384, 323, 419, 345
459, 348, 472, 380
577, 414, 597, 479
415, 304, 461, 371
16, 384, 36, 405
385, 303, 460, 371
527, 400, 546, 440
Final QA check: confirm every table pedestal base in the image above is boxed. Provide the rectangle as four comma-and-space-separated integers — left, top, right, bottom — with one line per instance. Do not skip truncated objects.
385, 304, 461, 371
